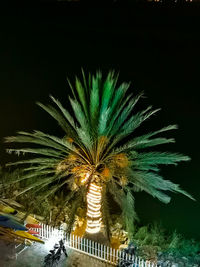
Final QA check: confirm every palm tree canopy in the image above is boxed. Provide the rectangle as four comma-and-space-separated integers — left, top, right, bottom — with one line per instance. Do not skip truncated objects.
4, 71, 194, 238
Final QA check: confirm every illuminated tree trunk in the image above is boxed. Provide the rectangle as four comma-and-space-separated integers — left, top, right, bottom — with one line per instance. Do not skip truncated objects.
86, 182, 102, 234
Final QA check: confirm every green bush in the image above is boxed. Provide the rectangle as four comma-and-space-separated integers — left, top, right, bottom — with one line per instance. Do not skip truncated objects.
131, 222, 200, 264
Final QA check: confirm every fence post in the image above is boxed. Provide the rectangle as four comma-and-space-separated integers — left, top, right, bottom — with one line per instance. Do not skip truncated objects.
49, 225, 51, 239
89, 239, 91, 255
119, 249, 122, 264
128, 253, 131, 264
46, 224, 48, 239
83, 237, 84, 251
107, 246, 109, 262
75, 235, 78, 249
48, 225, 51, 239
100, 244, 103, 258
68, 234, 70, 247
113, 248, 115, 264
42, 224, 44, 238
135, 256, 138, 266
86, 238, 88, 253
95, 242, 97, 257
122, 250, 125, 263
138, 256, 141, 267
45, 224, 47, 239
78, 236, 80, 250
91, 241, 94, 255
80, 237, 82, 251
72, 234, 74, 248
110, 247, 112, 263
104, 245, 106, 261
40, 223, 42, 238
42, 223, 44, 238
98, 243, 100, 258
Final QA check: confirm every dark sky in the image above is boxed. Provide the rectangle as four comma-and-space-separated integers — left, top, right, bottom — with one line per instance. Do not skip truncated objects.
0, 2, 199, 240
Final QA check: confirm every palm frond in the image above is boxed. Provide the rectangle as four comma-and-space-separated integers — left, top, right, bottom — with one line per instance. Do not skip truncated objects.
75, 77, 89, 119
108, 82, 130, 119
69, 97, 88, 131
6, 148, 65, 158
37, 102, 74, 136
122, 189, 138, 239
35, 179, 69, 201
69, 97, 93, 152
100, 72, 117, 117
98, 108, 110, 135
66, 188, 85, 234
111, 92, 144, 136
0, 170, 56, 189
129, 171, 195, 203
50, 96, 77, 130
131, 152, 190, 167
6, 157, 59, 167
110, 124, 178, 154
107, 179, 123, 208
14, 176, 57, 197
90, 72, 101, 131
5, 131, 74, 153
105, 93, 133, 137
120, 107, 160, 137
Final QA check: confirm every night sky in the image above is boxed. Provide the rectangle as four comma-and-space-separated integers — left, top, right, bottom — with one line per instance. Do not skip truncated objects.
0, 2, 199, 240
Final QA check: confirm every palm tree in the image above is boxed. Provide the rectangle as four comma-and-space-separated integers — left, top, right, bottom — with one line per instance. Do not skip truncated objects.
5, 71, 194, 240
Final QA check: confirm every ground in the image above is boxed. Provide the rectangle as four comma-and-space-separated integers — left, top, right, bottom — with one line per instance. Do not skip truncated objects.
0, 240, 114, 267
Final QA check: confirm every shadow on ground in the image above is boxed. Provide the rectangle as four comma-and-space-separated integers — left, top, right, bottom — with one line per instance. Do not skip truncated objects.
0, 240, 114, 267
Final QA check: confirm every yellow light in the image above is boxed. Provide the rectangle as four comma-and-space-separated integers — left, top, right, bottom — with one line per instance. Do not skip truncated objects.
87, 212, 101, 218
86, 182, 102, 234
81, 172, 90, 184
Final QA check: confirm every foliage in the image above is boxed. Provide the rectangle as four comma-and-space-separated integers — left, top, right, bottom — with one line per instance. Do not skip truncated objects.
133, 222, 167, 250
0, 167, 71, 226
133, 223, 200, 263
119, 222, 200, 265
3, 71, 194, 238
163, 238, 200, 264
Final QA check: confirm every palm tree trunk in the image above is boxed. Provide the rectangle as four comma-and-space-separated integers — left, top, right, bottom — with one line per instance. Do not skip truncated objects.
86, 182, 102, 234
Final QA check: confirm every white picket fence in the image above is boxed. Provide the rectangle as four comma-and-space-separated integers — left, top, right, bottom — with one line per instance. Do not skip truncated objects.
31, 223, 158, 266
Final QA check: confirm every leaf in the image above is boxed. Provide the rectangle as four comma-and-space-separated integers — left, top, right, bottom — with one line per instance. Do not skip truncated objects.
129, 171, 195, 203
75, 77, 89, 119
111, 92, 144, 136
6, 148, 65, 158
100, 72, 117, 117
90, 72, 101, 131
36, 102, 71, 135
50, 96, 77, 130
122, 189, 138, 239
133, 151, 190, 166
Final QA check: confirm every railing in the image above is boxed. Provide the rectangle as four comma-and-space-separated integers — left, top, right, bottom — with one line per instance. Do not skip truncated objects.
31, 223, 157, 266
15, 241, 28, 259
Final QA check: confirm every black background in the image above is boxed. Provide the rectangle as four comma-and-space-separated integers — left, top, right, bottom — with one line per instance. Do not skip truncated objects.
0, 1, 199, 239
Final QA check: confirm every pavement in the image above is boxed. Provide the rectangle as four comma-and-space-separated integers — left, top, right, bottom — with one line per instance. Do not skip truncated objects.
0, 240, 114, 267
